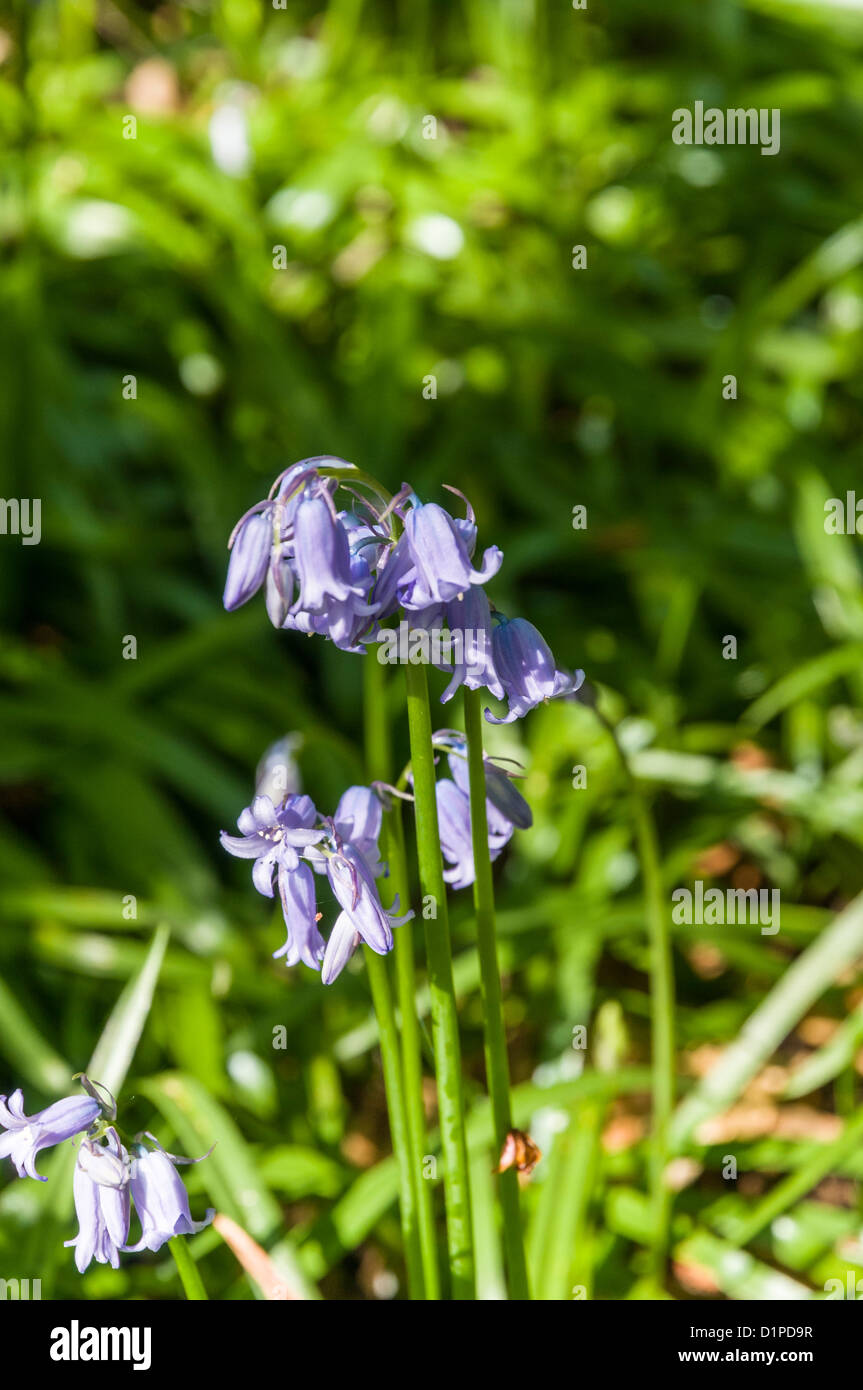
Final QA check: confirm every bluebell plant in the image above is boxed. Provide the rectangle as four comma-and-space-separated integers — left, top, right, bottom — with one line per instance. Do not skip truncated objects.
220, 457, 583, 973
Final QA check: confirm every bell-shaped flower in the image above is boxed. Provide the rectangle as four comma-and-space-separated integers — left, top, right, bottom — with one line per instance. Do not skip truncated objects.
446, 742, 533, 832
435, 778, 514, 891
125, 1143, 214, 1254
325, 845, 402, 955
485, 616, 584, 724
223, 506, 274, 611
291, 493, 372, 614
64, 1129, 131, 1273
320, 910, 363, 985
272, 859, 326, 970
401, 502, 502, 609
438, 586, 504, 703
333, 785, 383, 870
0, 1090, 101, 1182
264, 546, 296, 629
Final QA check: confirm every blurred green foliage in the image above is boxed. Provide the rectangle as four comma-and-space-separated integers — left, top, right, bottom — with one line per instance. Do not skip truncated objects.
1, 0, 863, 1300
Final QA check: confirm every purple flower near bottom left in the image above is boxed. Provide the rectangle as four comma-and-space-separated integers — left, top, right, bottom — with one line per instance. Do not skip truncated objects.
0, 1079, 214, 1273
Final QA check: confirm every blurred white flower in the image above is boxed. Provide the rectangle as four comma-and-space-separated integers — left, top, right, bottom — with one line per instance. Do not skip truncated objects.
60, 201, 135, 259
267, 188, 335, 232
209, 104, 251, 178
406, 213, 464, 260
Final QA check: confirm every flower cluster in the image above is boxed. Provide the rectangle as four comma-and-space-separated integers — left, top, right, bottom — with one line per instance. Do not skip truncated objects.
220, 784, 411, 984
223, 458, 583, 718
0, 1078, 213, 1271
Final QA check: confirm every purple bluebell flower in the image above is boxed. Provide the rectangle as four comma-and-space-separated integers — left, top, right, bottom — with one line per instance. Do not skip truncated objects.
291, 493, 372, 614
437, 585, 504, 704
321, 910, 362, 985
0, 1090, 101, 1181
223, 506, 273, 611
125, 1143, 214, 1254
284, 494, 380, 650
326, 844, 404, 956
264, 545, 295, 628
332, 784, 383, 870
64, 1128, 131, 1273
272, 859, 325, 970
400, 501, 502, 609
485, 616, 584, 724
445, 741, 533, 832
220, 794, 325, 893
221, 794, 328, 970
435, 778, 515, 891
429, 735, 532, 890
255, 735, 302, 802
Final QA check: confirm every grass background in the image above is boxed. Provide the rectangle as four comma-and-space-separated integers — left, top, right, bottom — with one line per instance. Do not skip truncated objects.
1, 0, 863, 1299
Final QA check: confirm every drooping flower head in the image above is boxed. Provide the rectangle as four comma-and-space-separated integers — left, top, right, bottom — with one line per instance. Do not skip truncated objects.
223, 459, 386, 650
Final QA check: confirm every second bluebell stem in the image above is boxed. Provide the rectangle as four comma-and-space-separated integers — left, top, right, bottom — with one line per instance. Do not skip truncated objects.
404, 659, 475, 1299
463, 686, 530, 1299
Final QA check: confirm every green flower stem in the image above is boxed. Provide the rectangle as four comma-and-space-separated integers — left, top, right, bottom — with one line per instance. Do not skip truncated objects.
169, 1235, 209, 1300
597, 710, 674, 1282
404, 659, 475, 1298
363, 654, 425, 1298
386, 797, 442, 1299
462, 686, 530, 1300
363, 948, 425, 1298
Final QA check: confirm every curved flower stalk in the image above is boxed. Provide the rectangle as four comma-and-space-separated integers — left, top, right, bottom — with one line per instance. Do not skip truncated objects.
220, 783, 412, 984
1, 1076, 214, 1276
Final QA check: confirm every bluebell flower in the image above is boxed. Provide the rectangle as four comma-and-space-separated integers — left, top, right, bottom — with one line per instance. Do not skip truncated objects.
291, 493, 372, 614
125, 1143, 214, 1254
437, 585, 504, 704
272, 859, 325, 970
220, 794, 325, 894
0, 1090, 101, 1181
444, 739, 533, 832
264, 544, 296, 628
64, 1128, 131, 1273
332, 784, 383, 871
485, 616, 584, 724
321, 910, 362, 985
435, 778, 514, 891
400, 501, 502, 609
223, 505, 274, 612
326, 845, 405, 957
221, 794, 328, 970
430, 737, 532, 889
221, 780, 408, 982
